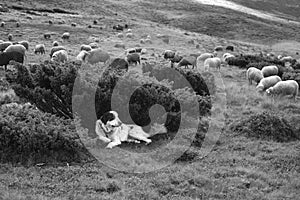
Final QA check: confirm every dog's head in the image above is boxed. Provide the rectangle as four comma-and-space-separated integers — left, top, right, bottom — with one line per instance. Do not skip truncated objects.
99, 111, 123, 133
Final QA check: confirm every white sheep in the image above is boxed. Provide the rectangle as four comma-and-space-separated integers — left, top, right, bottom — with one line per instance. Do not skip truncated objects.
197, 53, 214, 64
204, 57, 221, 71
4, 44, 26, 56
49, 46, 66, 57
141, 48, 147, 54
261, 65, 278, 77
280, 56, 294, 63
85, 48, 110, 64
76, 50, 90, 61
18, 40, 29, 50
51, 49, 68, 62
117, 33, 124, 38
34, 44, 46, 55
126, 32, 133, 38
62, 32, 70, 39
256, 75, 282, 93
80, 44, 92, 52
145, 38, 152, 44
52, 41, 59, 46
266, 80, 299, 101
0, 22, 5, 27
246, 67, 263, 85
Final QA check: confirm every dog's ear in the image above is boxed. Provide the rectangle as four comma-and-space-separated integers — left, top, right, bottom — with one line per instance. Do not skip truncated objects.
100, 112, 115, 125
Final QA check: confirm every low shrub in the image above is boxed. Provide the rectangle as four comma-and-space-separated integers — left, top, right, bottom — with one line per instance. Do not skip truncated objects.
0, 103, 91, 165
282, 70, 300, 86
230, 112, 298, 142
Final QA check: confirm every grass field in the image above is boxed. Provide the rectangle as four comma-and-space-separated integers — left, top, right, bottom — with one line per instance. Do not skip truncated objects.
0, 0, 300, 199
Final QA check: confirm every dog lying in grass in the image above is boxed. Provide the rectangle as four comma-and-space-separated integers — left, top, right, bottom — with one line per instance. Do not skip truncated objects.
95, 111, 167, 148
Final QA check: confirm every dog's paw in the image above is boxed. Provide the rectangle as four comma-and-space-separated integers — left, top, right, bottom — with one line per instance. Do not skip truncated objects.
145, 139, 152, 145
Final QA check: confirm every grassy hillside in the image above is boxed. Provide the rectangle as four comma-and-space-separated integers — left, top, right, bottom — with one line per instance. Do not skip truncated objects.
0, 0, 300, 199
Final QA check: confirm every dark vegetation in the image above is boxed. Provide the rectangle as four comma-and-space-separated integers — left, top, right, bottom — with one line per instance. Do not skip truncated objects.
282, 70, 300, 86
230, 112, 298, 142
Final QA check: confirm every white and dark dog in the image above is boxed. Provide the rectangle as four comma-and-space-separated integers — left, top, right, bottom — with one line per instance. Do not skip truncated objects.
95, 111, 167, 148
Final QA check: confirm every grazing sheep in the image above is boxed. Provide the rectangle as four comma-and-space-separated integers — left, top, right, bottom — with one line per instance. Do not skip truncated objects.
145, 38, 152, 44
0, 41, 12, 51
214, 46, 223, 52
225, 45, 234, 51
49, 46, 66, 57
0, 22, 5, 27
246, 67, 263, 85
256, 75, 282, 93
18, 40, 29, 50
280, 56, 294, 63
109, 58, 129, 70
126, 32, 133, 38
62, 32, 70, 39
52, 41, 59, 46
223, 52, 235, 62
141, 48, 147, 54
85, 48, 110, 64
204, 57, 221, 71
177, 56, 196, 69
126, 53, 140, 65
76, 50, 90, 61
80, 44, 92, 52
0, 51, 24, 71
163, 50, 176, 60
44, 33, 51, 39
261, 65, 278, 77
34, 44, 46, 55
126, 29, 132, 33
170, 53, 183, 67
117, 33, 124, 38
51, 50, 68, 63
48, 20, 53, 25
4, 44, 26, 56
196, 53, 214, 68
89, 42, 98, 49
114, 43, 126, 49
266, 80, 299, 101
8, 34, 13, 41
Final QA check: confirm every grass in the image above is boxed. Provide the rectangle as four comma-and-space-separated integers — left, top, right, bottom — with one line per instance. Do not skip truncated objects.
0, 0, 300, 199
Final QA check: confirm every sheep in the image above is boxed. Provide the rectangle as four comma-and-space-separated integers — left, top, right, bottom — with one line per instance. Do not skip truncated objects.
141, 48, 147, 54
261, 65, 278, 77
126, 53, 140, 65
16, 22, 20, 27
140, 39, 145, 44
71, 23, 77, 27
170, 54, 183, 68
117, 33, 124, 38
18, 40, 29, 50
163, 50, 176, 60
89, 42, 98, 49
126, 29, 132, 33
223, 53, 235, 63
93, 20, 98, 25
51, 50, 68, 63
8, 34, 13, 41
62, 32, 70, 39
214, 46, 223, 52
52, 41, 59, 46
145, 38, 152, 44
4, 44, 26, 56
246, 67, 263, 85
80, 44, 92, 52
204, 57, 221, 71
48, 20, 53, 25
87, 25, 92, 28
0, 51, 24, 71
225, 45, 234, 51
126, 48, 137, 55
280, 56, 294, 63
177, 56, 196, 69
0, 41, 12, 51
76, 50, 90, 61
0, 22, 5, 27
85, 48, 110, 64
256, 75, 282, 93
34, 44, 46, 55
266, 80, 299, 101
126, 32, 133, 38
49, 46, 66, 57
44, 33, 51, 39
196, 53, 214, 68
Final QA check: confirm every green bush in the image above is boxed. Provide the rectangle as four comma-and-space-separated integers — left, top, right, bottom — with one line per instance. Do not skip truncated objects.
282, 70, 300, 86
0, 104, 91, 165
230, 112, 298, 142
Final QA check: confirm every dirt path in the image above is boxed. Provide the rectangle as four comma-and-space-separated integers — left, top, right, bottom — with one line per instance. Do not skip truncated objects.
193, 0, 300, 25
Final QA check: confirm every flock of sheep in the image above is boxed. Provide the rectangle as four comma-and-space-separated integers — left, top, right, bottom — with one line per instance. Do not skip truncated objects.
0, 20, 298, 101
